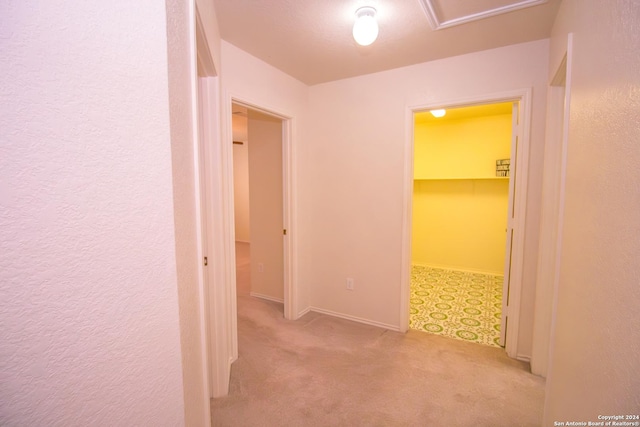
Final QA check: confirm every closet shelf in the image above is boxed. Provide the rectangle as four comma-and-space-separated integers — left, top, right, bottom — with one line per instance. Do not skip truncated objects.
414, 177, 509, 181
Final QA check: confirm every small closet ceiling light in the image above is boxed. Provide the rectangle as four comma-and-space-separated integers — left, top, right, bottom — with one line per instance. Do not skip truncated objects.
430, 109, 446, 118
353, 6, 378, 46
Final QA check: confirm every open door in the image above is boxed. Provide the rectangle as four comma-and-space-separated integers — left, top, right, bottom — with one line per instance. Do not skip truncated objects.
195, 11, 233, 398
247, 108, 285, 304
500, 101, 520, 347
198, 78, 234, 397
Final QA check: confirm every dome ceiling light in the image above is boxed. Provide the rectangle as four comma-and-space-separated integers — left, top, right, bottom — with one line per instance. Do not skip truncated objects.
353, 6, 379, 46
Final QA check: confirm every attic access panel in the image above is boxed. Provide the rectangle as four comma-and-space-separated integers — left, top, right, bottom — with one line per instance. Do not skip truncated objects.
420, 0, 547, 30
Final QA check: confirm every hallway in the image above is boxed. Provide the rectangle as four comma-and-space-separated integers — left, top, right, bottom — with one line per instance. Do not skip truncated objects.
209, 243, 544, 426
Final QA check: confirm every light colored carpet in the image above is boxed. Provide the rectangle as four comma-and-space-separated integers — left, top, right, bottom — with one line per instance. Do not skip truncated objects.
410, 266, 503, 347
210, 243, 544, 426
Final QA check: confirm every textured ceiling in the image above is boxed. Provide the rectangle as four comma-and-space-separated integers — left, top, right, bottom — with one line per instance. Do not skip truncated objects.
213, 0, 561, 85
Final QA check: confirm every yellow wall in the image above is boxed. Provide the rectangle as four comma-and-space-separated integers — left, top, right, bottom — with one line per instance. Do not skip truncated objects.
414, 112, 512, 179
412, 110, 511, 274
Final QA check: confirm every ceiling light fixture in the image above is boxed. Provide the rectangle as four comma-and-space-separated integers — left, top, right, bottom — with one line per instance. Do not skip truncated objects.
353, 6, 379, 46
430, 109, 446, 118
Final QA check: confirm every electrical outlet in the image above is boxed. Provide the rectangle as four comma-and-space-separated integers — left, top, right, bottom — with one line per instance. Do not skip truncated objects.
258, 263, 264, 273
346, 278, 354, 291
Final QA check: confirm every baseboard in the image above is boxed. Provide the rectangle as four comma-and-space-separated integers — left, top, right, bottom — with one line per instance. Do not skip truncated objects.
296, 306, 312, 319
249, 292, 284, 304
516, 354, 531, 363
309, 306, 401, 332
235, 240, 250, 244
412, 262, 503, 276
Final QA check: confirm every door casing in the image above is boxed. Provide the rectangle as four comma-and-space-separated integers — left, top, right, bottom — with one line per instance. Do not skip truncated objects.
221, 94, 297, 361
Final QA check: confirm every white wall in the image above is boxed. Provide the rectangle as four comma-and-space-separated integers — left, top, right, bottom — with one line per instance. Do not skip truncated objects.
0, 2, 186, 425
248, 112, 284, 300
543, 0, 640, 422
221, 41, 310, 314
303, 40, 549, 355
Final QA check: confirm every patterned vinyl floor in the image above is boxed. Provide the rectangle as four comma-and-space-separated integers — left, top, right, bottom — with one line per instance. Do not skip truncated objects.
410, 265, 503, 347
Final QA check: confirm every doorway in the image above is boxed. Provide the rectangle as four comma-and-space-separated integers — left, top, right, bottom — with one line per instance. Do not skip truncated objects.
409, 102, 512, 348
231, 102, 286, 305
401, 90, 532, 359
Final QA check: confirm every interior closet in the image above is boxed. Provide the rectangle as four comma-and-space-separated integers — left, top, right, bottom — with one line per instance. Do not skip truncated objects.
410, 102, 512, 347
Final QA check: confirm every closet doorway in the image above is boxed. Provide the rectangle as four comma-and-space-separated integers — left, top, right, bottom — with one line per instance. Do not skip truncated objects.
403, 94, 528, 357
231, 103, 286, 305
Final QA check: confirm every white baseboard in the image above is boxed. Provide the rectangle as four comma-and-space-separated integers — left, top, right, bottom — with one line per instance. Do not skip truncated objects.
412, 262, 503, 276
309, 306, 401, 332
296, 306, 312, 319
516, 354, 531, 363
247, 296, 398, 334
249, 292, 284, 304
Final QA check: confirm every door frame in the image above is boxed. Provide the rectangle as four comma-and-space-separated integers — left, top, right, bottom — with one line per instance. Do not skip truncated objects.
221, 94, 297, 329
400, 89, 532, 359
531, 34, 573, 377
